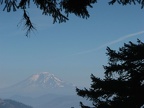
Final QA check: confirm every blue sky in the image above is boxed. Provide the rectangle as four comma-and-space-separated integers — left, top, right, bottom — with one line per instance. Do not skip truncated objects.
0, 1, 144, 88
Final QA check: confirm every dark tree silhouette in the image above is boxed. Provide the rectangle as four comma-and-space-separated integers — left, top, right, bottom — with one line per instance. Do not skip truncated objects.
1, 0, 144, 36
76, 39, 144, 108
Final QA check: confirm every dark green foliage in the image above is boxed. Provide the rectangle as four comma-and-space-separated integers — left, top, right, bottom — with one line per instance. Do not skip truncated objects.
109, 0, 144, 8
0, 98, 33, 108
1, 0, 144, 36
76, 39, 144, 108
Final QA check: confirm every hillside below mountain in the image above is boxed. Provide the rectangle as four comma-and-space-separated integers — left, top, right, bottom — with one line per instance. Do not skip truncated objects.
10, 94, 92, 108
0, 98, 32, 108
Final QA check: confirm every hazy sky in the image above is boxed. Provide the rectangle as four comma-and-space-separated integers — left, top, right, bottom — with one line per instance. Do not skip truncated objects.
0, 1, 144, 88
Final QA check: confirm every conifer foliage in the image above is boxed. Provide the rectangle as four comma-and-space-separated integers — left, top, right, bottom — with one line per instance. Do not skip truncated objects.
76, 39, 144, 108
1, 0, 144, 36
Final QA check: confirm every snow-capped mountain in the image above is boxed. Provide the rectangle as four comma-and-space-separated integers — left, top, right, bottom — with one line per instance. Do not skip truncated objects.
0, 72, 90, 108
0, 72, 75, 97
12, 72, 73, 89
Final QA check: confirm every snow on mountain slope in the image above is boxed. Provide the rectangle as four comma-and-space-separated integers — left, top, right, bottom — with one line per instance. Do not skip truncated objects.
0, 72, 75, 97
13, 72, 71, 88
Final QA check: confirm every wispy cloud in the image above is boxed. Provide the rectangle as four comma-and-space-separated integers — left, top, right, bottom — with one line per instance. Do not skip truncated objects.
72, 30, 144, 56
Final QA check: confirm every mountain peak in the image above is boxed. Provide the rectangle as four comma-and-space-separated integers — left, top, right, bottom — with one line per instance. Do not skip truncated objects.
10, 72, 75, 91
39, 72, 54, 76
28, 72, 64, 86
30, 72, 55, 82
